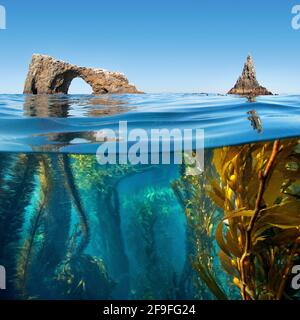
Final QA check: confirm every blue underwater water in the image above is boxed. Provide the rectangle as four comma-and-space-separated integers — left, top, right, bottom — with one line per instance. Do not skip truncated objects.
0, 93, 300, 300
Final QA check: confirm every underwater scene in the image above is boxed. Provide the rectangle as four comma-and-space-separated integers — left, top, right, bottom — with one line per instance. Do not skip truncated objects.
0, 93, 300, 300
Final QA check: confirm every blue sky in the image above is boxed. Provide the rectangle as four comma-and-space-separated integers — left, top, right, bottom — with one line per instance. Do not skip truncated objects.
0, 0, 300, 94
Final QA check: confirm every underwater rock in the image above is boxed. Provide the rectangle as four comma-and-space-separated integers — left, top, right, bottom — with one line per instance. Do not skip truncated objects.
247, 110, 263, 133
23, 54, 142, 95
228, 55, 272, 96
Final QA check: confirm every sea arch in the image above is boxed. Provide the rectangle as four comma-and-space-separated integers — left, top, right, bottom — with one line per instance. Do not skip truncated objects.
24, 54, 141, 95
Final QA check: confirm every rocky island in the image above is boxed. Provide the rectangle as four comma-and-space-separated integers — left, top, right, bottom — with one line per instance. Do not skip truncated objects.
228, 55, 272, 96
23, 54, 142, 95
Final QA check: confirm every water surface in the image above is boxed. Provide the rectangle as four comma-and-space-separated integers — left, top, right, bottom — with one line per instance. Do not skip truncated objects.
0, 93, 299, 153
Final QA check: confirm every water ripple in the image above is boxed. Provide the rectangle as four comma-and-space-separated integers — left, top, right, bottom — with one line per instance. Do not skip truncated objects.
0, 93, 299, 153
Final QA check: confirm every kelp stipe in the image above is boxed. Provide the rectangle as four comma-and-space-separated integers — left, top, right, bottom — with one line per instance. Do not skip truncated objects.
16, 157, 51, 298
61, 154, 90, 254
0, 154, 37, 299
208, 138, 300, 300
18, 155, 73, 299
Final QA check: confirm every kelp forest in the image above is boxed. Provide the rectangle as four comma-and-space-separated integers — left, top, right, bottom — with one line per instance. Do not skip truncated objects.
0, 137, 300, 300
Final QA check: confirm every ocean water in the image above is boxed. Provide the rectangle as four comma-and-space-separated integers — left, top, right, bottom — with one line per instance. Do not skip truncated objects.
0, 93, 300, 300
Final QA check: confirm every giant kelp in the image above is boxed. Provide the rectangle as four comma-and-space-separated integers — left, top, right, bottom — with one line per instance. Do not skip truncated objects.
16, 157, 51, 298
123, 186, 180, 300
70, 155, 157, 298
173, 161, 228, 300
32, 155, 73, 291
2, 153, 115, 300
2, 138, 299, 300
55, 254, 113, 300
61, 155, 89, 254
1, 152, 184, 300
209, 138, 300, 300
176, 138, 300, 300
0, 154, 37, 299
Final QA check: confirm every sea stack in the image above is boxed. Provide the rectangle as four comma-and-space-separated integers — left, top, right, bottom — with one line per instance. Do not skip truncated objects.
228, 55, 272, 96
23, 54, 142, 95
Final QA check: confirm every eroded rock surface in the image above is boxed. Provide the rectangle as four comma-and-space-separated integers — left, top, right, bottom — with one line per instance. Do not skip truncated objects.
228, 55, 272, 96
24, 54, 142, 95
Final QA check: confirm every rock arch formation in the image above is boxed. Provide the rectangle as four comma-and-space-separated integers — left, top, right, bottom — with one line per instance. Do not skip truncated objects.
24, 54, 142, 95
